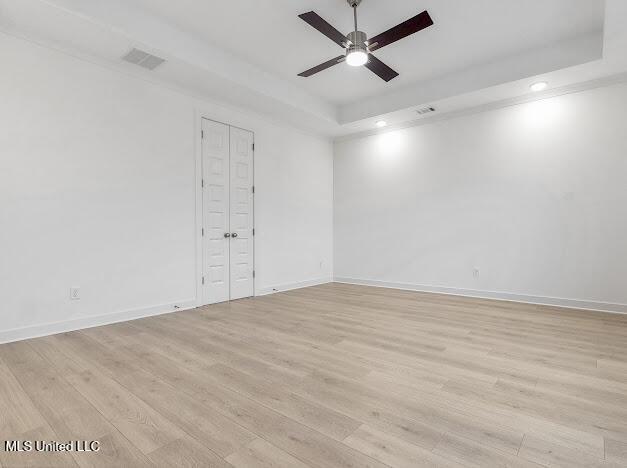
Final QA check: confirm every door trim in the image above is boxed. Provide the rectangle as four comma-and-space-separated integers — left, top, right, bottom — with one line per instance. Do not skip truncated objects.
196, 114, 255, 307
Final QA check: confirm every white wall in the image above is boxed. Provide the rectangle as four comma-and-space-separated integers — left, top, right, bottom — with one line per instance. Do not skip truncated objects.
334, 82, 627, 313
0, 33, 333, 342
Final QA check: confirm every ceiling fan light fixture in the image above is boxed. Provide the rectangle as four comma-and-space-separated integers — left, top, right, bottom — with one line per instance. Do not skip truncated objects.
297, 1, 433, 81
346, 49, 368, 67
346, 30, 369, 67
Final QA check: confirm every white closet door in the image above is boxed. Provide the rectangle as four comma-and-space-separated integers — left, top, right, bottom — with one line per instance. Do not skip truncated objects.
202, 119, 230, 304
229, 127, 254, 300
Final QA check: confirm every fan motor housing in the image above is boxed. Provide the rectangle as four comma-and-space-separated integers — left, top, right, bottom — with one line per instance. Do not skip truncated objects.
347, 30, 368, 50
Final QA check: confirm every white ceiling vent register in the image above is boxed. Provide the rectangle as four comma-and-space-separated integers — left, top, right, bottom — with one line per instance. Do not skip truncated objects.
416, 106, 436, 115
122, 48, 165, 70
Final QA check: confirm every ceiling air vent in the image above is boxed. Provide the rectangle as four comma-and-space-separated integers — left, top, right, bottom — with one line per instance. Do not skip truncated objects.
416, 106, 436, 115
122, 48, 165, 70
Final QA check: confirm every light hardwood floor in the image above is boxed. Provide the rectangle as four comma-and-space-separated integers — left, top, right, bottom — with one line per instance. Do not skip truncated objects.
2, 283, 627, 467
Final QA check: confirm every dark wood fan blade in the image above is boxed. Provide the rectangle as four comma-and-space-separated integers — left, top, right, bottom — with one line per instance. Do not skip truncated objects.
298, 56, 345, 77
368, 11, 433, 52
298, 11, 347, 47
365, 54, 399, 82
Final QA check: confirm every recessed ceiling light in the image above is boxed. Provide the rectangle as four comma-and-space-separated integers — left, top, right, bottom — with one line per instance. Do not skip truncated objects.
376, 120, 387, 128
530, 81, 548, 92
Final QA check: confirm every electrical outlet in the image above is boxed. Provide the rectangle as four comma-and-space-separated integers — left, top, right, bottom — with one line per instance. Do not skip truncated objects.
472, 268, 480, 278
70, 287, 80, 300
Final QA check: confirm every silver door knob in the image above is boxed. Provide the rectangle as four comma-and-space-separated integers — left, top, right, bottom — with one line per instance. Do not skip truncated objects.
224, 233, 231, 238
231, 233, 238, 238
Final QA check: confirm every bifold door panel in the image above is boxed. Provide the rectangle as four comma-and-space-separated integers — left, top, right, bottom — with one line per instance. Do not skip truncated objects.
202, 119, 254, 304
229, 127, 254, 300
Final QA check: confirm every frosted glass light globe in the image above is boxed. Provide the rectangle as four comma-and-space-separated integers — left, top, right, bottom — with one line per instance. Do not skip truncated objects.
346, 50, 368, 67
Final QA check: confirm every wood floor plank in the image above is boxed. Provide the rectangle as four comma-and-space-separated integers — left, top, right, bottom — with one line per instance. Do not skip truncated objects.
203, 363, 362, 441
1, 283, 626, 467
518, 435, 619, 468
65, 368, 185, 455
192, 319, 376, 379
433, 433, 542, 468
128, 314, 306, 382
442, 377, 627, 441
605, 438, 627, 464
344, 424, 463, 468
146, 439, 233, 468
225, 438, 311, 468
298, 369, 526, 455
64, 322, 387, 468
52, 331, 258, 458
0, 356, 47, 436
141, 350, 389, 468
1, 341, 152, 467
295, 371, 445, 452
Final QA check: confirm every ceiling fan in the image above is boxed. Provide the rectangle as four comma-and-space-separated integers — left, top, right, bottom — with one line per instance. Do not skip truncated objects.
297, 0, 433, 82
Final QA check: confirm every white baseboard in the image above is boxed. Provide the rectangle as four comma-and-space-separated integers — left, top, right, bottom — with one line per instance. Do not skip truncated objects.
0, 299, 198, 345
256, 277, 332, 296
334, 277, 627, 315
0, 276, 333, 344
6, 277, 621, 345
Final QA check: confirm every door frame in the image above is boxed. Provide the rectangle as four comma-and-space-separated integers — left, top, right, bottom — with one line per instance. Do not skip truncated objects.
195, 114, 255, 307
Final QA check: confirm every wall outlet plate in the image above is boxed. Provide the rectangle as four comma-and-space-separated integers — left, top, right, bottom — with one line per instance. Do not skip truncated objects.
70, 287, 80, 300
